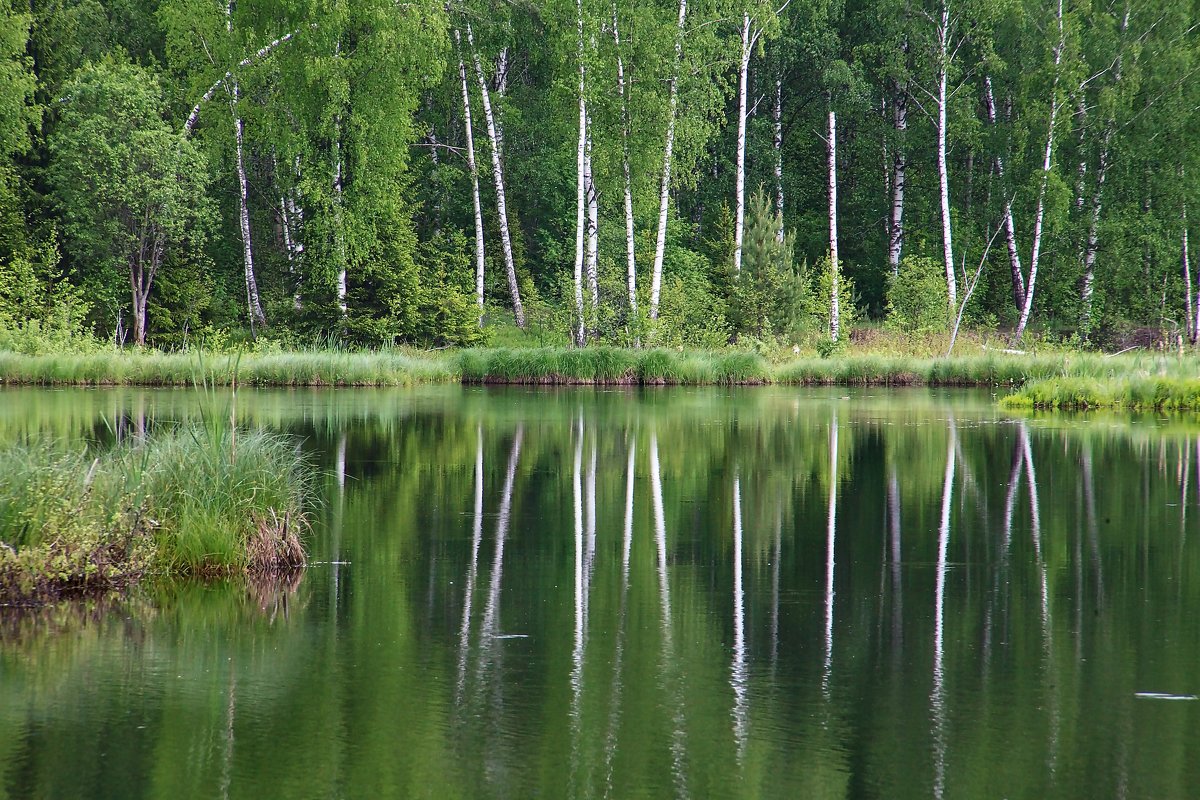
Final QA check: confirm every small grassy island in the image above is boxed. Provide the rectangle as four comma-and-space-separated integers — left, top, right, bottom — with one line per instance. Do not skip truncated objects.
0, 423, 308, 604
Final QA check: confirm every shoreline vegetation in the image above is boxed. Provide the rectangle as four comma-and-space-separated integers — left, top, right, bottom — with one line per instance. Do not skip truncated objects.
1, 346, 1199, 397
0, 424, 309, 604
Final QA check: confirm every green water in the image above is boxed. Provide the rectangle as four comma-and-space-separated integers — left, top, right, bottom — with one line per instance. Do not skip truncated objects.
2, 385, 1200, 799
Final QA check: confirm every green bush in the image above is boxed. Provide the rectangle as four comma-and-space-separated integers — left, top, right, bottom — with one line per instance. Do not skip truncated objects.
885, 255, 951, 334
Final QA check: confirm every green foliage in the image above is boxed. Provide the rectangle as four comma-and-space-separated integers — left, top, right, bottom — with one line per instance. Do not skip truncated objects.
653, 274, 731, 349
885, 255, 951, 334
730, 191, 811, 342
48, 60, 212, 339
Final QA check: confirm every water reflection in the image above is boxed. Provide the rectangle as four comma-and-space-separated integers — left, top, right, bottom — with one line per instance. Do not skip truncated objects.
5, 386, 1200, 798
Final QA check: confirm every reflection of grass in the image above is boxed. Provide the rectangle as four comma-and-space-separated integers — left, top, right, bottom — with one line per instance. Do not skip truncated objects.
1002, 376, 1200, 411
0, 426, 309, 602
2, 347, 1199, 389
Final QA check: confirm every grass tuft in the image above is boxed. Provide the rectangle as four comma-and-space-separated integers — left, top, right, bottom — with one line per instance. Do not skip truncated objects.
0, 425, 310, 602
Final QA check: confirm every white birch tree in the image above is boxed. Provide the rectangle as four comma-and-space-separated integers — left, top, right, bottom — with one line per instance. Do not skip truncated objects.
466, 21, 527, 329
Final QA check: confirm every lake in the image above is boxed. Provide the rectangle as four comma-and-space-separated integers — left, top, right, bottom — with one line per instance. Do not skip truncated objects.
2, 385, 1199, 799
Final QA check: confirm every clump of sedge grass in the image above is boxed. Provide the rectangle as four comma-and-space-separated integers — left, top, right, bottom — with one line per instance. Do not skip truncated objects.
1001, 376, 1200, 411
0, 425, 310, 603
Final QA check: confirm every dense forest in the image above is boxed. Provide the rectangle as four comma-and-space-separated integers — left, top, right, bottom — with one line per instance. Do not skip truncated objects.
0, 0, 1197, 349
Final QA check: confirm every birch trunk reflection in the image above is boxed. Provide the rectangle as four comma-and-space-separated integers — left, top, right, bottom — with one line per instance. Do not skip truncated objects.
932, 421, 956, 800
823, 412, 839, 697
456, 425, 485, 701
480, 426, 524, 650
650, 431, 687, 797
730, 473, 748, 762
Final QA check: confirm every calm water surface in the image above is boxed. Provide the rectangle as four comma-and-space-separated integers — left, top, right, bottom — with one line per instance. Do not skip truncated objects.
2, 386, 1200, 799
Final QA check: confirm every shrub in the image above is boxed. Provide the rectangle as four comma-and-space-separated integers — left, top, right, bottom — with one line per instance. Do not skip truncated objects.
885, 255, 951, 334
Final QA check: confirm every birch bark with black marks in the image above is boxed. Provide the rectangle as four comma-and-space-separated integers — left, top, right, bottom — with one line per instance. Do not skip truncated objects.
586, 111, 599, 335
983, 76, 1025, 311
612, 3, 638, 319
1081, 2, 1130, 337
453, 28, 486, 321
1183, 201, 1195, 343
649, 0, 688, 320
733, 12, 753, 275
467, 23, 526, 328
827, 103, 840, 341
774, 74, 784, 243
231, 93, 266, 329
935, 0, 958, 314
573, 0, 588, 346
888, 70, 908, 274
1012, 0, 1066, 341
285, 155, 305, 310
223, 1, 265, 330
332, 113, 347, 318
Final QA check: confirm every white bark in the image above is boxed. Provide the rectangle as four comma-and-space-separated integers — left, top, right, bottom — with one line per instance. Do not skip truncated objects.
333, 116, 347, 318
285, 156, 304, 310
467, 23, 526, 329
733, 13, 752, 275
983, 76, 1026, 310
230, 83, 266, 329
774, 75, 784, 243
224, 2, 265, 330
1081, 3, 1129, 337
822, 412, 838, 694
1013, 0, 1066, 341
573, 0, 588, 346
613, 3, 638, 319
649, 0, 688, 321
1184, 203, 1195, 343
585, 112, 599, 333
828, 104, 840, 342
936, 1, 958, 313
888, 75, 907, 274
184, 28, 304, 137
454, 29, 486, 321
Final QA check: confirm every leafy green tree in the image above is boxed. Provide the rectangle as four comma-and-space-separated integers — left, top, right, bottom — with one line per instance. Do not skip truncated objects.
49, 60, 212, 345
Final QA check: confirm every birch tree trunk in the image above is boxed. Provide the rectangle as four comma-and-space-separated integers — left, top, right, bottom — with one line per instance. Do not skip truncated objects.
1080, 2, 1129, 338
888, 74, 907, 275
612, 3, 638, 319
936, 1, 958, 314
467, 23, 526, 329
1183, 202, 1195, 343
773, 74, 784, 243
454, 29, 486, 322
1013, 0, 1066, 341
1080, 132, 1110, 335
585, 115, 599, 337
573, 0, 588, 346
649, 0, 688, 320
223, 2, 265, 330
983, 76, 1026, 311
230, 84, 266, 330
828, 104, 840, 341
286, 156, 304, 310
332, 115, 347, 318
733, 13, 752, 275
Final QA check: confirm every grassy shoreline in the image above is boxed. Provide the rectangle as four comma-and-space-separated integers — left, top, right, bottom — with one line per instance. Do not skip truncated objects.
0, 424, 309, 603
3, 346, 1197, 389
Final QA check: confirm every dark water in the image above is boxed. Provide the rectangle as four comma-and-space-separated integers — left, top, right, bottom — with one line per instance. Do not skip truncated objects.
3, 385, 1200, 799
